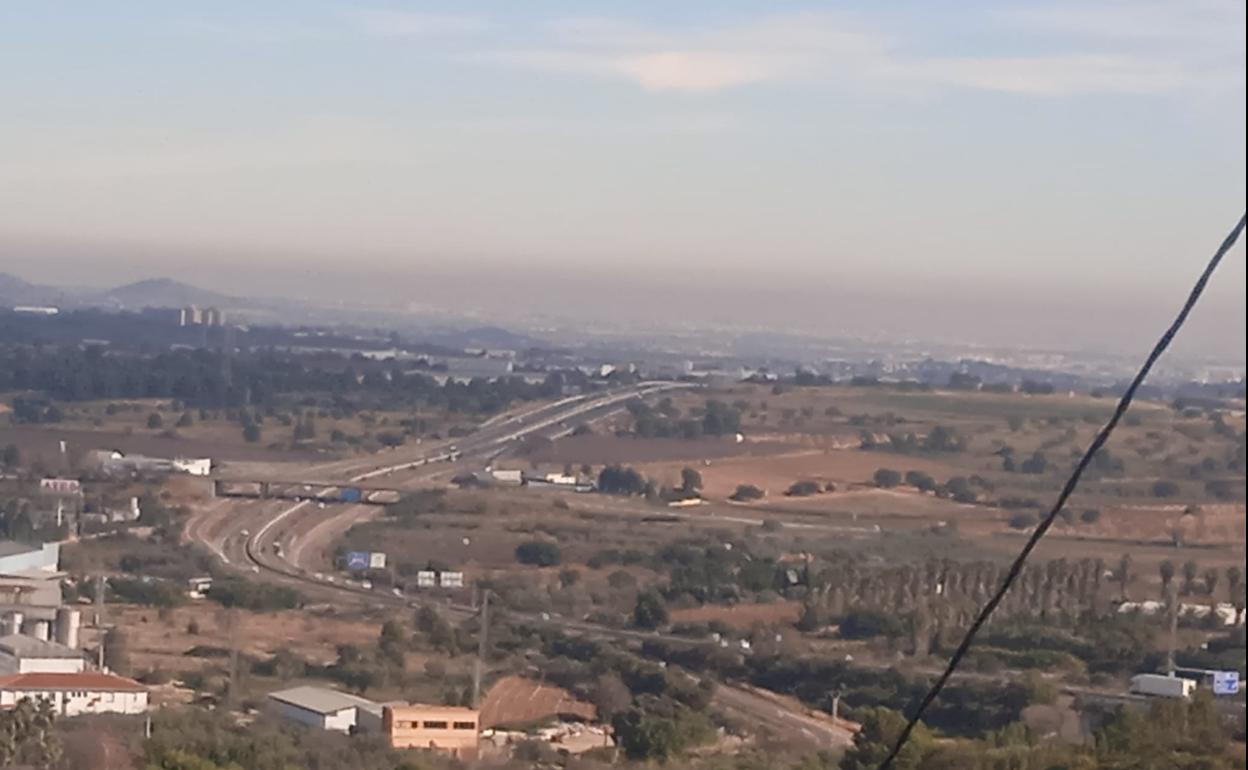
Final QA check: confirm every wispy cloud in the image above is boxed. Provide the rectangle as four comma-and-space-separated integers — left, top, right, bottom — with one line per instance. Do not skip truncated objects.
466, 12, 889, 93
451, 6, 1240, 97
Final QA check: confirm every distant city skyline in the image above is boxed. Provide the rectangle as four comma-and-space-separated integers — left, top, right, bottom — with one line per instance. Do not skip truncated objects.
1, 1, 1244, 356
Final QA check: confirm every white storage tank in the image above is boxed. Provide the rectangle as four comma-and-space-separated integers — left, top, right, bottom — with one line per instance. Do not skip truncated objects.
55, 608, 81, 649
0, 612, 22, 637
22, 619, 51, 642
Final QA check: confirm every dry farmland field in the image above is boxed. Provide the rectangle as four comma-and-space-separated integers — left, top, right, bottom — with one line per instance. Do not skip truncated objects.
415, 382, 1245, 606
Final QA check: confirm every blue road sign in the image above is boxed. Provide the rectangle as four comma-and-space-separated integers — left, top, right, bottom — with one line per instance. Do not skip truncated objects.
1212, 671, 1240, 696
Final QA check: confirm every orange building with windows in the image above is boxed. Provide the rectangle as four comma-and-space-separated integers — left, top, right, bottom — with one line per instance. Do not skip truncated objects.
382, 704, 479, 758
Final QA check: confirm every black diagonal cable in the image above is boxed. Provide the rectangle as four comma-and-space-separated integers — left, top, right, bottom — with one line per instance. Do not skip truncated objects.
877, 212, 1246, 770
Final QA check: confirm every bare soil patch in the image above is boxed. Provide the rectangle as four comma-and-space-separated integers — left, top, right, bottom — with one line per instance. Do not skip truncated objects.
518, 435, 789, 466
479, 675, 596, 728
638, 449, 967, 500
669, 600, 802, 630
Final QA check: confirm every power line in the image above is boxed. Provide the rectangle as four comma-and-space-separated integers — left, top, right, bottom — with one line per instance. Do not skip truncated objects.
877, 212, 1246, 770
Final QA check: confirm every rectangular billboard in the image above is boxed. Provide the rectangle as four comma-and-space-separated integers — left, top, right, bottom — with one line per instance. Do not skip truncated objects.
368, 552, 387, 569
40, 478, 81, 495
439, 571, 464, 588
416, 570, 437, 588
345, 551, 370, 570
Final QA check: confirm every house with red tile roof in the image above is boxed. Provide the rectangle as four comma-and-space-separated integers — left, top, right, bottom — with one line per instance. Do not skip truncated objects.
0, 671, 148, 716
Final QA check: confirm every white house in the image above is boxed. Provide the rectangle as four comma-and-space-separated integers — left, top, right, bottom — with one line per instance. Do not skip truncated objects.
172, 458, 212, 476
267, 685, 379, 732
0, 672, 148, 716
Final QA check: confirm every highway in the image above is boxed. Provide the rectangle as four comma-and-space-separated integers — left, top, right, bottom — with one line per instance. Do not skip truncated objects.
239, 381, 697, 484
180, 380, 862, 747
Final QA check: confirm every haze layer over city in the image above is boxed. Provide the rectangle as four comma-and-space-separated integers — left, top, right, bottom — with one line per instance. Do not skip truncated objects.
2, 1, 1245, 358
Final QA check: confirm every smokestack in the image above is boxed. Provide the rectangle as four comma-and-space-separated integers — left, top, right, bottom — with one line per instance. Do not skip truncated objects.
55, 608, 81, 649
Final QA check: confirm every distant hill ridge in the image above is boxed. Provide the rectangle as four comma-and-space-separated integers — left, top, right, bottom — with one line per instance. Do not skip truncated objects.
0, 272, 235, 310
104, 277, 235, 308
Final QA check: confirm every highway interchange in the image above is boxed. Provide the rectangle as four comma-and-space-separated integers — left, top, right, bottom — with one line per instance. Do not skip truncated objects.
183, 379, 1201, 746
182, 381, 860, 748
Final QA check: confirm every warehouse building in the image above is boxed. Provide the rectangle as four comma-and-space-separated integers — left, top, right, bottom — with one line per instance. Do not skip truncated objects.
267, 685, 380, 733
0, 634, 84, 675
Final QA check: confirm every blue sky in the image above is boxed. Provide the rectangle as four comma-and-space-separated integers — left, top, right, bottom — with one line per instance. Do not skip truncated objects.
0, 1, 1244, 350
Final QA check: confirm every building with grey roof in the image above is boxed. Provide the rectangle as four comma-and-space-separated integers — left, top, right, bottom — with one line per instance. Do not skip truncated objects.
267, 685, 379, 732
0, 634, 84, 674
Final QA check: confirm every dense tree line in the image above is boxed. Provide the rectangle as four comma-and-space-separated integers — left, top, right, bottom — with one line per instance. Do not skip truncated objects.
0, 345, 575, 415
862, 424, 968, 454
842, 689, 1238, 770
624, 398, 741, 439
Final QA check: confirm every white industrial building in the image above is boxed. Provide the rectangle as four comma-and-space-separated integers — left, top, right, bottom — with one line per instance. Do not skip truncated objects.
0, 607, 84, 674
267, 685, 380, 732
0, 671, 148, 716
0, 634, 84, 674
85, 450, 212, 477
0, 542, 59, 575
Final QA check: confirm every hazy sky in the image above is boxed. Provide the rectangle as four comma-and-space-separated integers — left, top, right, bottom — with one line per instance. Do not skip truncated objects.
1, 2, 1244, 353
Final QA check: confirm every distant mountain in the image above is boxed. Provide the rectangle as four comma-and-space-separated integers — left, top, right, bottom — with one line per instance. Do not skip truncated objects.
101, 278, 235, 309
0, 272, 70, 307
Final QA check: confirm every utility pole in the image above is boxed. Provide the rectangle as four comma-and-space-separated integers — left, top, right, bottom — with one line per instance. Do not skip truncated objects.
227, 608, 241, 710
94, 573, 107, 669
1166, 582, 1180, 676
831, 688, 843, 724
472, 589, 489, 708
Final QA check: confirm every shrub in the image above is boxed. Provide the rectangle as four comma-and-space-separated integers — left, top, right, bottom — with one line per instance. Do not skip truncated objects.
838, 609, 905, 640
1152, 480, 1181, 498
904, 470, 936, 492
784, 480, 821, 497
633, 590, 669, 629
730, 484, 765, 502
207, 578, 301, 611
515, 541, 562, 567
1009, 512, 1039, 530
873, 468, 903, 488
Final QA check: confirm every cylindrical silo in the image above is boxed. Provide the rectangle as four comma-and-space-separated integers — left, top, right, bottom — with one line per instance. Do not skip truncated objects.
54, 608, 81, 649
0, 612, 20, 636
25, 619, 51, 641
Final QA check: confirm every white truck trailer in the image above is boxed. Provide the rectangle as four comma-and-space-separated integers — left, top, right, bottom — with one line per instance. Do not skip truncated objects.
1129, 673, 1195, 699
